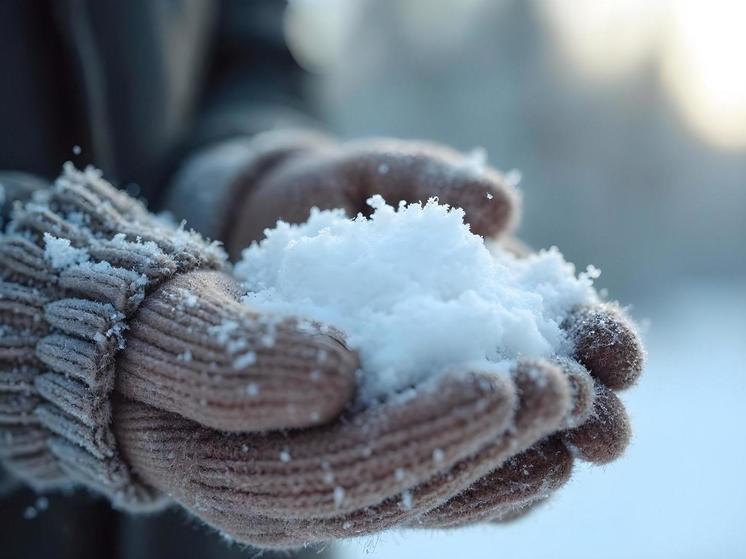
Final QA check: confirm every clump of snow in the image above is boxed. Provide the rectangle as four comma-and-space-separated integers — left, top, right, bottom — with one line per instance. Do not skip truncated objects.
234, 196, 599, 403
504, 168, 523, 188
233, 351, 257, 369
462, 146, 488, 175
333, 486, 346, 508
43, 233, 90, 269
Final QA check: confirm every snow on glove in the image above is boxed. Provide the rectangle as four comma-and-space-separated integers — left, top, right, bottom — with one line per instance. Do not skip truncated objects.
167, 131, 521, 258
164, 132, 643, 546
113, 301, 641, 548
413, 312, 642, 530
0, 164, 358, 508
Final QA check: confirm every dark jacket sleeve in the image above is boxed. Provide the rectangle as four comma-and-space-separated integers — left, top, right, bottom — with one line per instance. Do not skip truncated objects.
161, 0, 325, 240
187, 0, 321, 151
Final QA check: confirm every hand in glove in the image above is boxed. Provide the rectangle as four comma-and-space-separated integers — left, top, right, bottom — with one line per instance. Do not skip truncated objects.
0, 153, 643, 550
159, 133, 644, 547
167, 131, 520, 256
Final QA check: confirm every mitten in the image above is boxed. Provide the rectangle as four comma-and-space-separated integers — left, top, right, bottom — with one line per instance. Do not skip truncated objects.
0, 163, 644, 550
161, 133, 644, 547
0, 164, 357, 509
167, 131, 521, 257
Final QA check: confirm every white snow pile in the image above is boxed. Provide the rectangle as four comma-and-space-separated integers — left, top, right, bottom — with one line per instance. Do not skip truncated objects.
234, 195, 600, 403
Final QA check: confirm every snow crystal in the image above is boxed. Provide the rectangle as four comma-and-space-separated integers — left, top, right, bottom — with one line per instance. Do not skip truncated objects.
504, 168, 523, 188
234, 196, 599, 403
432, 448, 445, 464
279, 450, 291, 463
233, 351, 257, 369
43, 233, 90, 269
177, 350, 192, 362
400, 490, 413, 510
208, 320, 239, 345
333, 486, 346, 507
245, 382, 260, 396
72, 145, 82, 155
463, 146, 488, 175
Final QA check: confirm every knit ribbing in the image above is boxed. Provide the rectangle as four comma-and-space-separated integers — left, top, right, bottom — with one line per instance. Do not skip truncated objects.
115, 270, 358, 433
0, 163, 225, 508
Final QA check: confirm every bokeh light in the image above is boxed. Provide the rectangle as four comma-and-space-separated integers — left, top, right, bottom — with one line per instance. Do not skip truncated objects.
661, 0, 746, 149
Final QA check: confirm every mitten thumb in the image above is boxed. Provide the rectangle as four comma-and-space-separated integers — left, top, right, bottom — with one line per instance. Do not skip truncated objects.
114, 269, 358, 432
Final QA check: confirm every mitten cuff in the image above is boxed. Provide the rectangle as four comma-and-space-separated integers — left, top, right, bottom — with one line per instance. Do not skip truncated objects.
164, 129, 334, 243
0, 164, 226, 509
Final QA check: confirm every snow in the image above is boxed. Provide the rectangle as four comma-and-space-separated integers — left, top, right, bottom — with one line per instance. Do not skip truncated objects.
463, 146, 488, 175
232, 351, 257, 369
432, 448, 445, 463
177, 350, 192, 362
43, 233, 90, 269
234, 196, 598, 402
504, 168, 522, 188
400, 490, 413, 510
337, 284, 746, 559
334, 486, 346, 507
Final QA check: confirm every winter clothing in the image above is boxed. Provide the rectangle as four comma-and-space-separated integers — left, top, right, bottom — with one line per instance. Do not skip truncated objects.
0, 1, 320, 554
1, 167, 643, 548
0, 0, 644, 554
168, 134, 521, 258
0, 0, 312, 202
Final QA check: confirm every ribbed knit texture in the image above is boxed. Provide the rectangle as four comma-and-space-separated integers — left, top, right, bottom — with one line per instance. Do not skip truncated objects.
0, 163, 225, 508
113, 359, 575, 547
0, 159, 645, 547
116, 270, 358, 432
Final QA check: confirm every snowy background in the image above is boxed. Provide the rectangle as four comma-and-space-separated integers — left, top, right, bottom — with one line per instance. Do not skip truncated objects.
284, 0, 746, 557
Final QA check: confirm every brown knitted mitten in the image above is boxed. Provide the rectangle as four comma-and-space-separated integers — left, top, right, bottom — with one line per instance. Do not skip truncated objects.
164, 131, 643, 546
113, 288, 642, 547
1, 164, 644, 548
168, 132, 522, 257
0, 164, 357, 509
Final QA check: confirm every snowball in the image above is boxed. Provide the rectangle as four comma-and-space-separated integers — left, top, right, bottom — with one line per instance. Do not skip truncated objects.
234, 196, 599, 403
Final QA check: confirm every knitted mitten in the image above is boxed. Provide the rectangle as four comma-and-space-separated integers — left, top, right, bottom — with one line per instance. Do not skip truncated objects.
0, 164, 358, 509
1, 163, 644, 548
167, 132, 522, 257
161, 131, 643, 546
112, 302, 641, 548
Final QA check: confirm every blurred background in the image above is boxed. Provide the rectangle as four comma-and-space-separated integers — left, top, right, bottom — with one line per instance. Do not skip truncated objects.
282, 0, 746, 556
2, 1, 744, 557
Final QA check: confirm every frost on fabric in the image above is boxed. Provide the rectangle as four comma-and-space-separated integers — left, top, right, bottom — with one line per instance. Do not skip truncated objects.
234, 196, 600, 403
43, 233, 90, 269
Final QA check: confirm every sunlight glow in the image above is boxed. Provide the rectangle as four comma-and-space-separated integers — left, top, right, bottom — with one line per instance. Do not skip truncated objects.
537, 0, 664, 80
539, 0, 746, 149
661, 0, 746, 149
